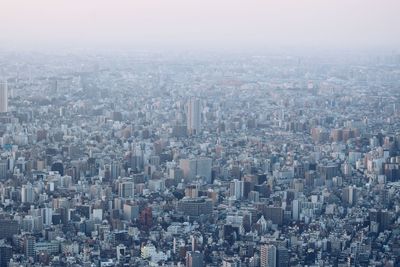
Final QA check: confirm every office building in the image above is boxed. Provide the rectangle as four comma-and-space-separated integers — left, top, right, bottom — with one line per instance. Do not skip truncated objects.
230, 179, 244, 200
277, 246, 290, 267
0, 242, 12, 267
179, 157, 212, 183
25, 235, 36, 259
177, 197, 213, 217
0, 219, 19, 239
119, 181, 135, 199
264, 206, 284, 225
123, 203, 139, 221
342, 185, 357, 205
0, 160, 7, 180
0, 82, 7, 113
21, 183, 35, 203
187, 98, 201, 135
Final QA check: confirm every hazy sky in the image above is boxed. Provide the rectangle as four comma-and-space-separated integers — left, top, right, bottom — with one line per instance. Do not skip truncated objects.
1, 0, 399, 51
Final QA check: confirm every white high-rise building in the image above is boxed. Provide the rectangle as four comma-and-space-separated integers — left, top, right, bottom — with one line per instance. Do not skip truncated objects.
292, 199, 300, 221
0, 82, 8, 113
187, 98, 201, 135
21, 183, 35, 203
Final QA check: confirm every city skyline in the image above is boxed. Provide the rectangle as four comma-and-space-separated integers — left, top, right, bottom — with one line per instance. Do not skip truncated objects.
0, 1, 399, 267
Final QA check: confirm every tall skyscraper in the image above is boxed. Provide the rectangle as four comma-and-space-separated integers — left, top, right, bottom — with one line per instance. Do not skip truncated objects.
0, 160, 8, 180
260, 244, 276, 267
0, 82, 8, 113
187, 98, 201, 135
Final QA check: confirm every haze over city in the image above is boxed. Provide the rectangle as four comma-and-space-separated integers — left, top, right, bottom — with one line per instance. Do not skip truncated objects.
1, 0, 400, 51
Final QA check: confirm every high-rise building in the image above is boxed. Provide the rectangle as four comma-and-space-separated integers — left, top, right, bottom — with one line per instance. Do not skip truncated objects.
51, 162, 64, 176
0, 160, 8, 180
318, 163, 339, 182
384, 163, 400, 182
0, 82, 8, 113
0, 242, 12, 267
230, 179, 244, 200
179, 157, 212, 183
187, 98, 201, 135
119, 181, 135, 199
260, 244, 276, 267
25, 235, 36, 259
264, 206, 284, 225
21, 183, 35, 203
248, 190, 260, 202
196, 158, 212, 183
276, 246, 289, 267
111, 161, 122, 180
342, 185, 357, 205
0, 219, 19, 239
292, 199, 300, 221
186, 251, 204, 267
139, 206, 153, 229
123, 203, 139, 221
41, 207, 53, 226
191, 235, 197, 252
180, 159, 197, 180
